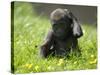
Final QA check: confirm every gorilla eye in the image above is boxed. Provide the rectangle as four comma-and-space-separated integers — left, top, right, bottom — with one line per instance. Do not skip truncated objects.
53, 24, 56, 26
59, 22, 64, 25
53, 24, 57, 27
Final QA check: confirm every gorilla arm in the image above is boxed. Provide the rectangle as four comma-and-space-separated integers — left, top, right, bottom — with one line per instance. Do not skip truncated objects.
40, 30, 54, 58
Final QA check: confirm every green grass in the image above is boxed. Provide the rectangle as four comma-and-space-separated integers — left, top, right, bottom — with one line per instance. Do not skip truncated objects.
12, 2, 97, 73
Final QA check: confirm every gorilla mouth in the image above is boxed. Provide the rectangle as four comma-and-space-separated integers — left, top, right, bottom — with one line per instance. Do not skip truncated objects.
55, 32, 65, 37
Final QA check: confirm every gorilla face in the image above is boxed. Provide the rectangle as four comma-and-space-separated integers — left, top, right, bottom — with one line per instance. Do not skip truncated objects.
51, 16, 72, 37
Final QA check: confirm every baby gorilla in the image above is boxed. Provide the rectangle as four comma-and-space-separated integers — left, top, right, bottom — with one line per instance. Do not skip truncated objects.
40, 8, 83, 58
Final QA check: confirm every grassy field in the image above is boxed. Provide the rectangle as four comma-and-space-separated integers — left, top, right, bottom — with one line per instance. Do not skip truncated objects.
12, 2, 97, 73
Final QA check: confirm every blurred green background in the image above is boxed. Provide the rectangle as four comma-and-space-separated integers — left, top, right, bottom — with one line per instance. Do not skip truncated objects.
11, 1, 97, 73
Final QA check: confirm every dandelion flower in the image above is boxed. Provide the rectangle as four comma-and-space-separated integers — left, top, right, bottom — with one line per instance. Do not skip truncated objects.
57, 59, 64, 66
89, 59, 97, 64
24, 63, 33, 69
28, 64, 33, 69
58, 62, 62, 66
90, 55, 94, 58
74, 61, 77, 64
35, 65, 39, 71
47, 66, 52, 70
59, 59, 64, 62
25, 63, 28, 67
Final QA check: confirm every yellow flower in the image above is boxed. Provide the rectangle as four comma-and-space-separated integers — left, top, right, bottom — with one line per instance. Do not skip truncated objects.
90, 55, 94, 58
48, 66, 54, 70
24, 63, 33, 69
74, 61, 77, 64
25, 64, 29, 67
59, 59, 64, 62
47, 66, 52, 70
35, 65, 39, 71
58, 62, 62, 66
57, 59, 64, 66
89, 59, 97, 64
28, 64, 32, 69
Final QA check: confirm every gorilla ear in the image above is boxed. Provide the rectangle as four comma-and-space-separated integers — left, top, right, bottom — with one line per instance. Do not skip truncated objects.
66, 10, 83, 38
72, 19, 83, 38
64, 9, 83, 38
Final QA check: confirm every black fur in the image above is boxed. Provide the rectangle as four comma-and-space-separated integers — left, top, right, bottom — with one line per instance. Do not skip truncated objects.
40, 8, 83, 58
